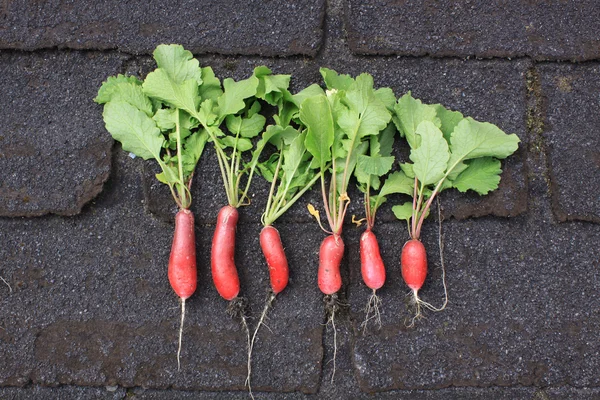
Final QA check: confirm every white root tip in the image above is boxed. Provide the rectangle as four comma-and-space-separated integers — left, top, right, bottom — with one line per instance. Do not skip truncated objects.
360, 289, 382, 335
177, 298, 186, 372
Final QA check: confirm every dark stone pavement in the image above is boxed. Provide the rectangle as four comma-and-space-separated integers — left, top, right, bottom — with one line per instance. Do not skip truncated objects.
0, 0, 598, 399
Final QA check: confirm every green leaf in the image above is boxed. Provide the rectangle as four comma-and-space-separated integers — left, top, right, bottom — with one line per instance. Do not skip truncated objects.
95, 74, 144, 104
344, 74, 391, 139
320, 68, 354, 91
433, 104, 464, 143
198, 66, 223, 101
103, 101, 164, 160
289, 84, 326, 108
255, 66, 291, 106
452, 157, 502, 195
220, 136, 253, 152
374, 87, 396, 112
300, 95, 334, 171
356, 155, 395, 177
448, 117, 520, 168
225, 113, 266, 138
392, 202, 414, 221
142, 69, 198, 115
182, 130, 208, 177
155, 164, 180, 184
372, 123, 395, 157
394, 92, 440, 149
217, 75, 259, 118
378, 171, 414, 199
410, 121, 450, 185
281, 131, 308, 185
153, 109, 176, 130
152, 44, 202, 85
400, 162, 415, 178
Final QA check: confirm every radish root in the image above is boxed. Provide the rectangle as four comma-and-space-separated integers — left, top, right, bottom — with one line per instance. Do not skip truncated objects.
246, 291, 276, 400
361, 289, 382, 335
176, 298, 186, 371
323, 293, 341, 384
0, 276, 12, 293
227, 297, 253, 399
406, 198, 449, 328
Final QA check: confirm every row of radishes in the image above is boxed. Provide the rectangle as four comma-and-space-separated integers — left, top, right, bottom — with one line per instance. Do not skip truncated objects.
95, 45, 520, 389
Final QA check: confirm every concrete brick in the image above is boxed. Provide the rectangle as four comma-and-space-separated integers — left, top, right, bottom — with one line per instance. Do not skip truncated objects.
345, 0, 600, 61
349, 217, 600, 391
539, 63, 600, 223
0, 51, 124, 217
0, 0, 325, 56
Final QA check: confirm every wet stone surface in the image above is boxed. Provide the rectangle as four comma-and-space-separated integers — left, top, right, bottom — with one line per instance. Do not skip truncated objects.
0, 51, 124, 217
0, 0, 325, 56
538, 62, 600, 223
345, 0, 600, 61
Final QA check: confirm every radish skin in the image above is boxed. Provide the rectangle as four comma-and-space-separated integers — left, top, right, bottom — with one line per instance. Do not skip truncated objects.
259, 225, 289, 295
169, 209, 197, 300
360, 229, 385, 290
168, 208, 197, 371
318, 234, 344, 295
401, 239, 427, 291
211, 205, 240, 301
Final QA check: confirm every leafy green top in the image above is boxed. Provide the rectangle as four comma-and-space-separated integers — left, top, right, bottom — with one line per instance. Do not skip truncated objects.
391, 92, 520, 239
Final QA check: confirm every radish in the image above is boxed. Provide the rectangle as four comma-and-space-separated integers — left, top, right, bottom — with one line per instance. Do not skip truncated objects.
318, 234, 344, 295
300, 68, 393, 382
353, 120, 413, 332
259, 225, 288, 295
392, 93, 520, 326
168, 208, 197, 370
211, 205, 240, 301
96, 44, 218, 369
247, 82, 321, 395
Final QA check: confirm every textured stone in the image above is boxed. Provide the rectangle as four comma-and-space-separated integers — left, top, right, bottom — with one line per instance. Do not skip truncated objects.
0, 0, 325, 56
0, 151, 324, 392
539, 63, 600, 223
345, 0, 600, 61
349, 217, 600, 391
0, 51, 124, 216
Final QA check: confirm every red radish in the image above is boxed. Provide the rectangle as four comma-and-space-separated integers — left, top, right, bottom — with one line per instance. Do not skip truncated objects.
401, 239, 427, 291
169, 209, 197, 299
168, 208, 197, 371
318, 234, 344, 295
211, 205, 240, 301
360, 229, 385, 290
259, 225, 289, 294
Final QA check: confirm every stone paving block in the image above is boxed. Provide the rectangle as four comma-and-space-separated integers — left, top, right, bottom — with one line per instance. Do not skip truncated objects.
345, 0, 600, 61
0, 51, 125, 217
538, 63, 600, 223
348, 217, 600, 391
141, 56, 528, 224
0, 0, 324, 56
0, 151, 324, 392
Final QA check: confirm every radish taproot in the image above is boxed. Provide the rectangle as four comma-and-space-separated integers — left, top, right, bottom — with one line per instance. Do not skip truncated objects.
392, 93, 520, 325
300, 68, 393, 381
211, 205, 240, 301
353, 119, 413, 331
95, 44, 213, 369
248, 79, 321, 395
168, 208, 197, 369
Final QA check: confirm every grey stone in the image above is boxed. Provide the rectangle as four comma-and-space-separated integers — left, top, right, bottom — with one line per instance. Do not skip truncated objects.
0, 51, 124, 217
0, 0, 325, 56
345, 0, 600, 61
0, 151, 324, 391
349, 216, 600, 391
539, 63, 600, 223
